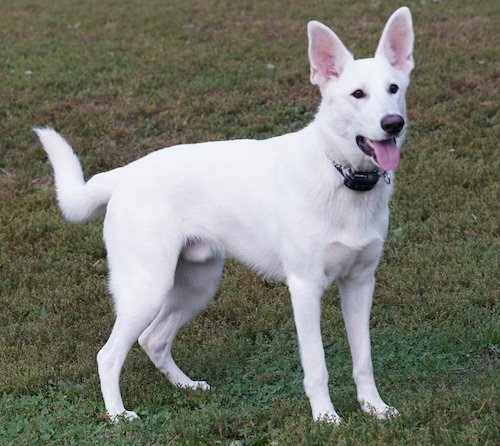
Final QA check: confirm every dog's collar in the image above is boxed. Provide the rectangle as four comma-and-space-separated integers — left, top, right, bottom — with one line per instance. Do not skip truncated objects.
331, 160, 390, 192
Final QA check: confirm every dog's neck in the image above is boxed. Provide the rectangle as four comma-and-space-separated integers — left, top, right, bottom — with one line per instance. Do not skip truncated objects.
312, 112, 373, 169
305, 115, 393, 192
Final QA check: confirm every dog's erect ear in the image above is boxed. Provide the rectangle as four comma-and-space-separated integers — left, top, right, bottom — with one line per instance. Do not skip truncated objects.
375, 7, 414, 74
308, 21, 353, 87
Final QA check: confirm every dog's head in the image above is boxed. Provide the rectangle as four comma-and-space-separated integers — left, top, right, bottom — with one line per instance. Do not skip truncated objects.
308, 7, 414, 171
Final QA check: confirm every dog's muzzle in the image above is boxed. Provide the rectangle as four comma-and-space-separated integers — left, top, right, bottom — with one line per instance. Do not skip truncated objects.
355, 114, 404, 172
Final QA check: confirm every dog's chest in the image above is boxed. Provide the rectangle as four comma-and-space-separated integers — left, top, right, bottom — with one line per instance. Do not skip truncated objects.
320, 190, 390, 279
323, 238, 383, 281
326, 187, 390, 247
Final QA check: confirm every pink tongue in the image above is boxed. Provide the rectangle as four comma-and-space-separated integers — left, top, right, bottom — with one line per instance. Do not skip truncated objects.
372, 139, 400, 171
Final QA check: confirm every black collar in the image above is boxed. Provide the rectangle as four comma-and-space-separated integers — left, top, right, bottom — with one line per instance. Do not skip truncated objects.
331, 160, 390, 192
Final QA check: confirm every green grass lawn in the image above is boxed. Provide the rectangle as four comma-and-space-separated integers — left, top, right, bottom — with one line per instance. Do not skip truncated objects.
0, 0, 498, 444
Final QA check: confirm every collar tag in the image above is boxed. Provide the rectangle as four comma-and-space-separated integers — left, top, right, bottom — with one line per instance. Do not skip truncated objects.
343, 170, 380, 191
331, 161, 389, 192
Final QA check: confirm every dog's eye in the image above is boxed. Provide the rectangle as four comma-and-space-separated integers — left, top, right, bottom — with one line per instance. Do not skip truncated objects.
389, 84, 399, 94
351, 89, 366, 99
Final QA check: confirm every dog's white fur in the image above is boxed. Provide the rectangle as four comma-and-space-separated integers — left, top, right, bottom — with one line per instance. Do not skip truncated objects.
35, 7, 414, 423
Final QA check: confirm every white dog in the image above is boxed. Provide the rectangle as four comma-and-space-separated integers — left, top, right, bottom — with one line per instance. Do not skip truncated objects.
35, 7, 414, 424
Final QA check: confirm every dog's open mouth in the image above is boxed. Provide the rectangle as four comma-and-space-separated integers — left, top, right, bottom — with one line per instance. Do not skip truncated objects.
356, 136, 401, 171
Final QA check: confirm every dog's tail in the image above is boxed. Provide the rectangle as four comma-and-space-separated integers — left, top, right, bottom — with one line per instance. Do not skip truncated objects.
34, 127, 122, 223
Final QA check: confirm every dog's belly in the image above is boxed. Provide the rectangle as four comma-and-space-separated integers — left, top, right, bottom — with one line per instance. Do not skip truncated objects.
225, 240, 285, 280
185, 237, 285, 280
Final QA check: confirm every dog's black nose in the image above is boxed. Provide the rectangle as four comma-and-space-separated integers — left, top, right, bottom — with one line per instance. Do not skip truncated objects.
381, 114, 405, 135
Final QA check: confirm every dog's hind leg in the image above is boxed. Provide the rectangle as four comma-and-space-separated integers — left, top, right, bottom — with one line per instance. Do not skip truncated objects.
97, 272, 175, 421
97, 210, 182, 421
138, 255, 224, 390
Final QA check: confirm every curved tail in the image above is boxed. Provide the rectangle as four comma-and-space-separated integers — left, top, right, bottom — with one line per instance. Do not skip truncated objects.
34, 128, 122, 223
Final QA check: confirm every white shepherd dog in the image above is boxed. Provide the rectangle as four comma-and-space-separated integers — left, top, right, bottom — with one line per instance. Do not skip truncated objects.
35, 7, 414, 424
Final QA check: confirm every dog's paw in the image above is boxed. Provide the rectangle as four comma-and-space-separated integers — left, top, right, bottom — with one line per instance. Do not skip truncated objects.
192, 380, 211, 391
377, 405, 399, 420
108, 410, 140, 423
360, 401, 399, 420
176, 380, 211, 391
314, 410, 342, 425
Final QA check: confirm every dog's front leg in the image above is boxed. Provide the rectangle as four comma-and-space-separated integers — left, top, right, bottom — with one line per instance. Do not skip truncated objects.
338, 275, 398, 419
288, 276, 341, 424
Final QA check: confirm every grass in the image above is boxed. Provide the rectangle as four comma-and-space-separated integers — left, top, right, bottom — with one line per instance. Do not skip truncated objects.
0, 0, 498, 444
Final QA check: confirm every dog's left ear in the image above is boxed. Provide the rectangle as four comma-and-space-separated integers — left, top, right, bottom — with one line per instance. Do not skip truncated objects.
308, 21, 354, 88
375, 7, 414, 74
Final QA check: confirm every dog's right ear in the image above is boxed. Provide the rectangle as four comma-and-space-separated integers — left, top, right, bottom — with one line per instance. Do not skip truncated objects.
375, 7, 414, 74
307, 21, 353, 88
